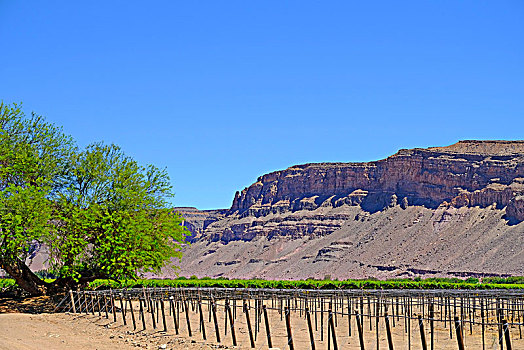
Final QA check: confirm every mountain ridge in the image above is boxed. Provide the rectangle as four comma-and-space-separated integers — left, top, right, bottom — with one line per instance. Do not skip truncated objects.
174, 140, 524, 280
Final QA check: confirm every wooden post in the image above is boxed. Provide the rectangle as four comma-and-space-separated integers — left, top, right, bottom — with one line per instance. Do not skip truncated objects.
407, 298, 411, 350
356, 311, 366, 350
498, 299, 504, 350
184, 299, 192, 337
481, 298, 485, 350
503, 319, 513, 350
254, 299, 258, 341
429, 303, 434, 350
360, 298, 364, 329
328, 306, 331, 350
263, 304, 273, 348
150, 299, 157, 329
348, 297, 352, 337
119, 297, 127, 325
170, 298, 179, 335
212, 301, 220, 343
96, 295, 101, 316
110, 293, 117, 322
321, 298, 324, 341
156, 299, 160, 324
89, 294, 95, 315
395, 298, 398, 326
418, 315, 427, 350
207, 298, 211, 322
128, 299, 136, 330
253, 299, 257, 341
368, 297, 372, 331
142, 287, 148, 312
244, 302, 255, 348
103, 294, 109, 319
82, 291, 88, 314
334, 298, 338, 327
306, 307, 316, 350
224, 298, 229, 336
376, 300, 380, 350
328, 309, 338, 350
454, 317, 465, 350
176, 299, 181, 333
315, 297, 318, 332
139, 298, 146, 330
198, 300, 206, 340
226, 300, 237, 346
448, 298, 452, 339
519, 299, 522, 340
120, 295, 126, 317
468, 297, 473, 335
161, 299, 167, 333
285, 307, 294, 350
69, 290, 77, 313
385, 312, 394, 350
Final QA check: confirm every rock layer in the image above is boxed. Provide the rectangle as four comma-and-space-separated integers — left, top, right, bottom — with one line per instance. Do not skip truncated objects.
174, 140, 524, 280
177, 206, 524, 280
230, 140, 524, 222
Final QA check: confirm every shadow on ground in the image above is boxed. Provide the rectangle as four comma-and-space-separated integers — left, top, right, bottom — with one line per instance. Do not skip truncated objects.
0, 295, 62, 314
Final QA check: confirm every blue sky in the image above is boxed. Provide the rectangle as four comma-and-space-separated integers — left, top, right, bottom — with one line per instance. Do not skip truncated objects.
1, 1, 523, 209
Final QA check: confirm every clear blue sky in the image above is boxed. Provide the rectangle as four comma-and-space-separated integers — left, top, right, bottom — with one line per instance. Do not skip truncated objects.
1, 1, 523, 209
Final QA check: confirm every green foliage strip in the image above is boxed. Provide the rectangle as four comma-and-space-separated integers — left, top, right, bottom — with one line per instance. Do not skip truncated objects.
4, 276, 524, 293
85, 278, 524, 290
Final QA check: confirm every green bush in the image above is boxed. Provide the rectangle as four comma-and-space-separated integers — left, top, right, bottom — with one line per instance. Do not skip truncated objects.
85, 277, 524, 291
483, 276, 524, 284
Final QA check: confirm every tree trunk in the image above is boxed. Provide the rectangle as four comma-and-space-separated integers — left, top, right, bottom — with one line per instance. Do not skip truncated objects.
47, 275, 100, 294
0, 255, 49, 296
1, 255, 104, 296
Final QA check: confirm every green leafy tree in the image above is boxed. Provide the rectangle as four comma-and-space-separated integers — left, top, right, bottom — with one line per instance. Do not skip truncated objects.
0, 102, 74, 295
49, 142, 188, 289
0, 103, 188, 295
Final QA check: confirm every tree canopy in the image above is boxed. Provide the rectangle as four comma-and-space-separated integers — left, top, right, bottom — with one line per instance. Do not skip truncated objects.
0, 102, 188, 295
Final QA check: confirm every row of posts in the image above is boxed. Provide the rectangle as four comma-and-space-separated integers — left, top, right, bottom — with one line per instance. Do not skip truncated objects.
67, 289, 521, 350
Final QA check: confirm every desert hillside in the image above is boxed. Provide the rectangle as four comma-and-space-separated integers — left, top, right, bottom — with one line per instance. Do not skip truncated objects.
175, 140, 524, 280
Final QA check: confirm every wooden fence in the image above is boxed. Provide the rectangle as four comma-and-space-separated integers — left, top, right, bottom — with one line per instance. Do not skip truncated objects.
56, 288, 524, 349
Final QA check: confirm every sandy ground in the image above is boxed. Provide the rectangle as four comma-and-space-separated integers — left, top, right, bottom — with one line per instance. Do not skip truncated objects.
1, 298, 523, 350
0, 313, 135, 350
0, 312, 222, 350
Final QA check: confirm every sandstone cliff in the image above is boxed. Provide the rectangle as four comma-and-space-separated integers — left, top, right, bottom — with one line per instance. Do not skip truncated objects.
175, 141, 524, 280
230, 140, 524, 221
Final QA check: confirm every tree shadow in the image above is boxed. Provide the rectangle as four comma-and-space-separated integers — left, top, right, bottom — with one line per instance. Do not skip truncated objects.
0, 294, 62, 314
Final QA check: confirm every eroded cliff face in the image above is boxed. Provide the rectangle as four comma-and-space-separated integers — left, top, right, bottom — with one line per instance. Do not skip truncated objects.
174, 141, 524, 280
230, 140, 524, 222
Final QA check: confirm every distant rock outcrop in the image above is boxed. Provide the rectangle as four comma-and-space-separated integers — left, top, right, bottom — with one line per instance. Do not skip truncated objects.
230, 140, 524, 221
174, 207, 227, 243
174, 141, 524, 280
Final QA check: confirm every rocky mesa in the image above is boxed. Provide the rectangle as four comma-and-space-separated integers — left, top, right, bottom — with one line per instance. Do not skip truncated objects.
175, 140, 524, 280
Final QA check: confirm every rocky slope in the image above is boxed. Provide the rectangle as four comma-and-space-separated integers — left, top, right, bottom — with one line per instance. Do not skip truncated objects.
174, 140, 524, 280
174, 207, 227, 243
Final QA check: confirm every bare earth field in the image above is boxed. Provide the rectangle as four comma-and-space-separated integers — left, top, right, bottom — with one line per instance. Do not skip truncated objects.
1, 298, 521, 350
0, 312, 221, 350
